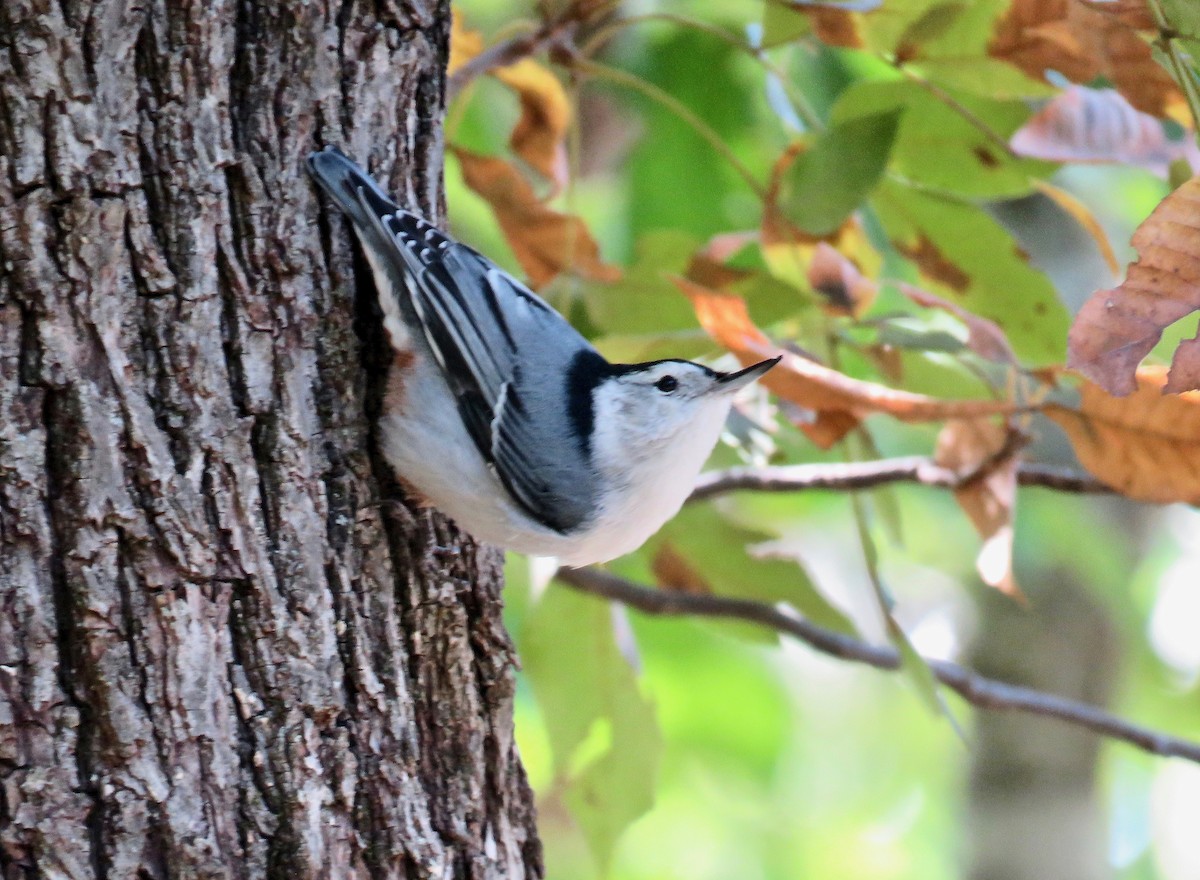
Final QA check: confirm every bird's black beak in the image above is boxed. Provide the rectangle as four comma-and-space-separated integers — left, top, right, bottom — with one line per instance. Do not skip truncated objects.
714, 356, 781, 393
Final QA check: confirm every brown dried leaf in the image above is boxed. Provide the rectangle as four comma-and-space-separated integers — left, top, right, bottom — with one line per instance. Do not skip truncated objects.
448, 14, 570, 187
494, 59, 571, 187
1011, 86, 1200, 177
650, 545, 712, 594
807, 242, 878, 318
935, 419, 1022, 598
899, 283, 1016, 364
809, 8, 863, 47
1067, 175, 1200, 395
686, 231, 757, 289
677, 278, 1016, 448
990, 0, 1187, 121
453, 148, 621, 289
1046, 367, 1200, 502
895, 235, 970, 293
864, 343, 904, 383
1077, 0, 1157, 30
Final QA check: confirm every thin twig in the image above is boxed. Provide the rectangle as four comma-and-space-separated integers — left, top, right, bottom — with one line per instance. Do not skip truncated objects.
556, 566, 1200, 764
688, 458, 1111, 503
448, 18, 578, 100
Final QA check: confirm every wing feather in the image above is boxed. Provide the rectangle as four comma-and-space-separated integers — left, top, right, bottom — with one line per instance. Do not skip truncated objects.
352, 190, 595, 533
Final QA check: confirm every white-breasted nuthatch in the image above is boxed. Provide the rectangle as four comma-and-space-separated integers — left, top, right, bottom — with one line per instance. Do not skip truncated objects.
308, 147, 779, 566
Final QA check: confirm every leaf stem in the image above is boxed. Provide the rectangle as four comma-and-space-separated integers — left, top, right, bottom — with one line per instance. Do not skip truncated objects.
580, 12, 825, 131
571, 56, 769, 199
895, 64, 1022, 160
1147, 0, 1200, 133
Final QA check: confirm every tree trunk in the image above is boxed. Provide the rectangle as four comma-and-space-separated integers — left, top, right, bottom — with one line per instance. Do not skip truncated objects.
966, 574, 1118, 880
0, 2, 541, 878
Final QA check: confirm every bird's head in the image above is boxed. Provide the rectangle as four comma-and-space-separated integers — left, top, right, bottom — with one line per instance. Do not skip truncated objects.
591, 355, 781, 478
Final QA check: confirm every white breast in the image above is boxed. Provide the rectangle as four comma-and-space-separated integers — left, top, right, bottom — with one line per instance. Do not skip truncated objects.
563, 389, 733, 566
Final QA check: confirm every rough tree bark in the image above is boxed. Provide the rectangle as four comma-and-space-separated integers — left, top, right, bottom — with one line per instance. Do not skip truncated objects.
0, 2, 541, 878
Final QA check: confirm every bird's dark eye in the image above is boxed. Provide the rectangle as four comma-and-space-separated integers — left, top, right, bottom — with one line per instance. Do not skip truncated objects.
655, 375, 678, 393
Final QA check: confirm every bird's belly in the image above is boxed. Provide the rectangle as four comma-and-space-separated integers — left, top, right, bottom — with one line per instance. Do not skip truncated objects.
378, 355, 703, 568
379, 354, 568, 552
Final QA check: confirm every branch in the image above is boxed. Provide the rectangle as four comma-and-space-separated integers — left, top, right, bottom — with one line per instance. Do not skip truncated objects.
447, 19, 578, 100
689, 457, 1111, 503
556, 567, 1200, 764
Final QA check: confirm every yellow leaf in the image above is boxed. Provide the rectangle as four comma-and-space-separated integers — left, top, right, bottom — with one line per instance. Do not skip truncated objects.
494, 59, 571, 187
1046, 367, 1200, 503
449, 11, 484, 76
453, 148, 620, 289
760, 144, 883, 304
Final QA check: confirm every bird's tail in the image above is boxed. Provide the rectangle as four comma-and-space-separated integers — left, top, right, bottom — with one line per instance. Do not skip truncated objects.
306, 146, 401, 230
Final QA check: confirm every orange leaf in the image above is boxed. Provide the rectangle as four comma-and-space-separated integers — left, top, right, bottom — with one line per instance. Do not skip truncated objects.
1067, 176, 1200, 395
935, 419, 1022, 598
494, 59, 571, 187
1046, 367, 1200, 503
990, 0, 1187, 122
453, 148, 620, 289
676, 278, 1016, 448
448, 13, 570, 187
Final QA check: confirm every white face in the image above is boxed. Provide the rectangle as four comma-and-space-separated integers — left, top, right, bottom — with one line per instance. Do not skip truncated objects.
579, 356, 776, 564
609, 361, 729, 447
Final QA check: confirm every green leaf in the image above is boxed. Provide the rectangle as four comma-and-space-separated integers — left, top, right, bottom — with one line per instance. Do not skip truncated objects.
872, 179, 1068, 364
624, 30, 764, 238
843, 0, 951, 54
522, 585, 662, 871
651, 505, 857, 636
916, 0, 1009, 56
1161, 0, 1200, 36
782, 110, 902, 235
761, 0, 813, 47
832, 80, 1053, 198
894, 2, 969, 54
876, 321, 966, 353
911, 57, 1056, 100
583, 231, 701, 336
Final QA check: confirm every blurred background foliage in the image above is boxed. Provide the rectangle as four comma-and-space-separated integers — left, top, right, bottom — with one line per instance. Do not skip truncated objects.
442, 1, 1200, 877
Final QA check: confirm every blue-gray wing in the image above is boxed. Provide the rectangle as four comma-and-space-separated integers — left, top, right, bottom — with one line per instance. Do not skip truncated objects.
306, 149, 596, 533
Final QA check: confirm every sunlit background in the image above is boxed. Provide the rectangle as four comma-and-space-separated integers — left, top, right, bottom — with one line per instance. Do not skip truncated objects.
444, 0, 1200, 877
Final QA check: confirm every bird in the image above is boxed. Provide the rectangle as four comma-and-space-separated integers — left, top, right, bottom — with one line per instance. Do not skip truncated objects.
307, 146, 779, 567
